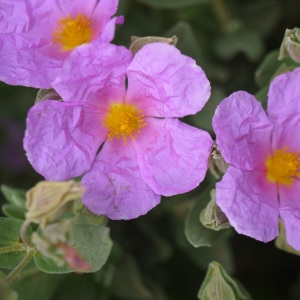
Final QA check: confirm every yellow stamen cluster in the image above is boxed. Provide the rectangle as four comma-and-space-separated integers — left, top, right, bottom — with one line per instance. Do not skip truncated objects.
53, 14, 93, 50
104, 103, 146, 143
266, 147, 300, 185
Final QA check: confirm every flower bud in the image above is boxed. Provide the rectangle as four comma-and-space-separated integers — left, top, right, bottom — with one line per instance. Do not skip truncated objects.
279, 28, 300, 63
200, 189, 230, 231
25, 180, 85, 228
209, 144, 229, 179
129, 35, 178, 56
198, 261, 252, 300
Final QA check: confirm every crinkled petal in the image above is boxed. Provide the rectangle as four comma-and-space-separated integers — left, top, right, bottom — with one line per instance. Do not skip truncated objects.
0, 0, 30, 33
24, 100, 106, 180
216, 167, 279, 242
271, 114, 300, 152
91, 0, 120, 41
96, 16, 124, 43
279, 181, 300, 251
52, 43, 131, 107
0, 33, 62, 88
126, 43, 210, 117
267, 68, 300, 124
213, 91, 273, 171
267, 68, 300, 151
133, 118, 213, 196
20, 0, 63, 42
55, 0, 97, 17
82, 139, 160, 220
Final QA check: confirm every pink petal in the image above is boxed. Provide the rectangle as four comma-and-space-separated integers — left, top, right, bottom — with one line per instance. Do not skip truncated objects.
24, 100, 107, 181
52, 43, 131, 107
0, 0, 30, 33
22, 0, 63, 42
126, 43, 210, 117
270, 115, 300, 153
267, 68, 300, 124
91, 0, 120, 41
213, 91, 273, 171
279, 181, 300, 251
216, 167, 279, 242
55, 0, 97, 17
81, 139, 160, 220
267, 68, 300, 151
132, 118, 213, 196
96, 16, 124, 43
0, 33, 62, 88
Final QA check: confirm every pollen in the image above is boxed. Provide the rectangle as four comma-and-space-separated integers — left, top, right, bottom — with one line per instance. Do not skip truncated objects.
104, 103, 147, 143
266, 147, 300, 185
53, 14, 93, 50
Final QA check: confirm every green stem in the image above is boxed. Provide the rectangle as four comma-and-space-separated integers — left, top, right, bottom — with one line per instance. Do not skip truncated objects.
212, 0, 231, 32
0, 244, 25, 254
6, 249, 35, 284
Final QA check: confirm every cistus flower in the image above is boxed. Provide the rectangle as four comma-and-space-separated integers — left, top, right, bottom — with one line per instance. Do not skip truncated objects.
24, 42, 213, 220
212, 67, 300, 251
0, 0, 123, 88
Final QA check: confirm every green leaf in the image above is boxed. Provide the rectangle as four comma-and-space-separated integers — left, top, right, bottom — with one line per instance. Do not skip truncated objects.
214, 29, 264, 61
11, 269, 65, 300
0, 271, 18, 300
1, 185, 26, 209
198, 261, 253, 300
110, 253, 152, 299
255, 50, 281, 87
135, 0, 209, 9
2, 204, 26, 220
34, 223, 113, 273
171, 205, 234, 272
185, 188, 232, 247
0, 218, 31, 269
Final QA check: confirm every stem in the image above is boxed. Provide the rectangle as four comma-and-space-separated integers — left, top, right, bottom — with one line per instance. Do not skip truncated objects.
0, 244, 25, 254
212, 0, 230, 32
20, 219, 33, 248
5, 249, 35, 284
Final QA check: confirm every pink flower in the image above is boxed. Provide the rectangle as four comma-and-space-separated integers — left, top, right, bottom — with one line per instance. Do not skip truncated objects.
213, 68, 300, 250
0, 0, 123, 88
24, 43, 213, 220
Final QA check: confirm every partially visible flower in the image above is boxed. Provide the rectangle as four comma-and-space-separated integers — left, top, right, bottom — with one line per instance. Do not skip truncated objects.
24, 42, 213, 220
213, 67, 300, 251
0, 0, 123, 88
26, 180, 84, 228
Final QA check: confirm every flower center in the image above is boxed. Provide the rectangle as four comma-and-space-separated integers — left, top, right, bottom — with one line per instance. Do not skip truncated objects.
266, 147, 300, 185
104, 103, 146, 143
53, 14, 93, 50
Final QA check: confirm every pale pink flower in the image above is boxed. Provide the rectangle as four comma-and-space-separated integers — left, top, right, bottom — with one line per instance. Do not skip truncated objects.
0, 0, 123, 88
24, 43, 213, 220
213, 68, 300, 250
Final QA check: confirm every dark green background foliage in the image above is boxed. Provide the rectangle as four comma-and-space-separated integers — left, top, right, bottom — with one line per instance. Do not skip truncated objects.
1, 0, 300, 299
